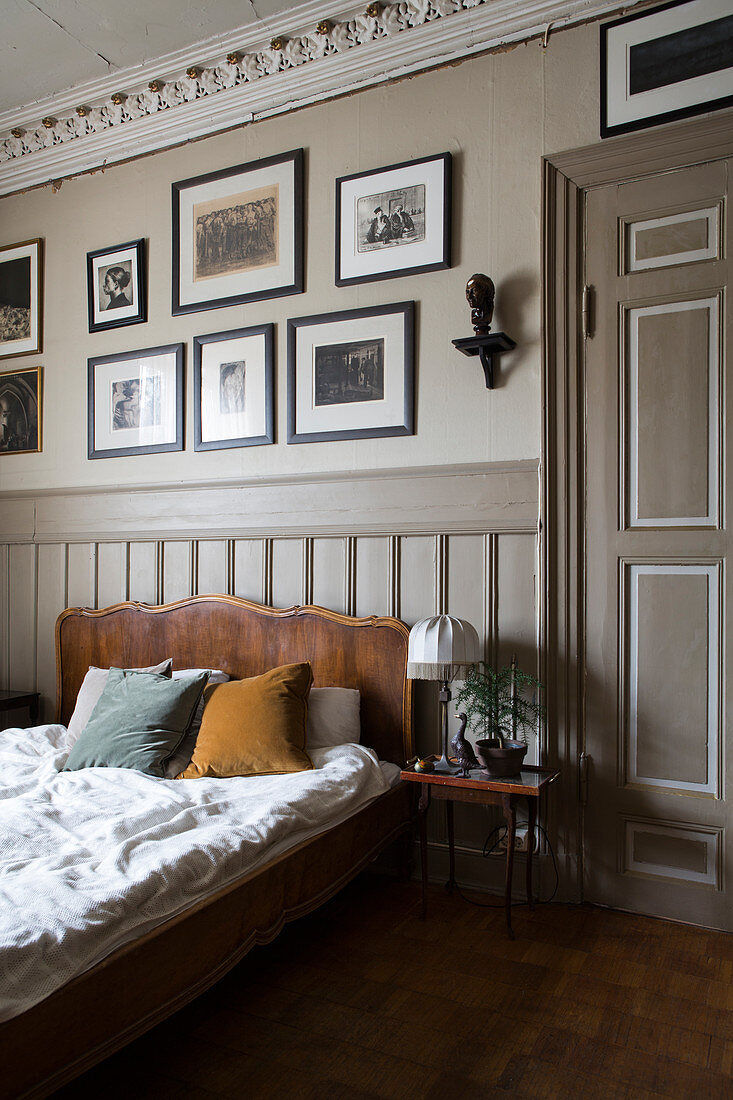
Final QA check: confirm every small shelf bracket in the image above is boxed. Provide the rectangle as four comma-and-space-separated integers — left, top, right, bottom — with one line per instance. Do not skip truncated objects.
452, 332, 517, 389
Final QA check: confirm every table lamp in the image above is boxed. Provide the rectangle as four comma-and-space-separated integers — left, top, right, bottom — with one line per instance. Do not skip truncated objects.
407, 614, 481, 774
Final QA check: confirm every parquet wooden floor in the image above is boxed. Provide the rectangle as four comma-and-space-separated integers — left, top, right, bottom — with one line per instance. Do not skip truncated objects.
53, 874, 733, 1099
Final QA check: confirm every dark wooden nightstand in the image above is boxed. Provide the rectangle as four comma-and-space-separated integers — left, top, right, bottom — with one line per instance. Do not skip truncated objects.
0, 689, 40, 729
401, 762, 560, 938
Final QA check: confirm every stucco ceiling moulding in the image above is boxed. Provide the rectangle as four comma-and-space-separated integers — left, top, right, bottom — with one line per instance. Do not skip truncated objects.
0, 0, 645, 197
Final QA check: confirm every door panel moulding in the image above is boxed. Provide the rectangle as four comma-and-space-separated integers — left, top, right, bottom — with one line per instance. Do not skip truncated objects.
0, 0, 649, 197
542, 110, 733, 903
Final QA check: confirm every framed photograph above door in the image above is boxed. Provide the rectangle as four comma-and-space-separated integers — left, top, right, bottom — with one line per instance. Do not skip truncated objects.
0, 239, 42, 360
287, 302, 414, 444
193, 324, 274, 451
602, 0, 733, 137
335, 153, 451, 286
172, 148, 304, 315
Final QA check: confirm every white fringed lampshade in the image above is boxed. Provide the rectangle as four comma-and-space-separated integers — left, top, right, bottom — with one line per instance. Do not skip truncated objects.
407, 615, 481, 682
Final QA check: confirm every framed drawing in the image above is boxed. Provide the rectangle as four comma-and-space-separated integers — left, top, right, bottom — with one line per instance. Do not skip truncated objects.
335, 153, 451, 286
602, 0, 733, 137
172, 148, 304, 316
87, 239, 146, 333
88, 343, 183, 460
0, 366, 42, 454
194, 324, 274, 451
0, 239, 42, 360
287, 302, 414, 444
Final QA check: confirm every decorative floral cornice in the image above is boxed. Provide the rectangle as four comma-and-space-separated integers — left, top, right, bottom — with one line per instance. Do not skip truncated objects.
0, 0, 643, 195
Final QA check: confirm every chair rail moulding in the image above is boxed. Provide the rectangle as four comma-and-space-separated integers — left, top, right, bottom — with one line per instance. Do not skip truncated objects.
0, 461, 539, 543
0, 0, 647, 196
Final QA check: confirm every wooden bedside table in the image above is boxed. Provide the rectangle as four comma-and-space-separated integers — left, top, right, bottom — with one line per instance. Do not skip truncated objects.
401, 762, 560, 938
0, 689, 40, 729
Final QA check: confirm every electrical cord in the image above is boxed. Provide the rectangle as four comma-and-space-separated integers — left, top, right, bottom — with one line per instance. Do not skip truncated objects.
447, 821, 559, 909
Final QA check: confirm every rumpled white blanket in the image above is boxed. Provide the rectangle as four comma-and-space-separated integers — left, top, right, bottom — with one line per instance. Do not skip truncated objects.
0, 723, 390, 1022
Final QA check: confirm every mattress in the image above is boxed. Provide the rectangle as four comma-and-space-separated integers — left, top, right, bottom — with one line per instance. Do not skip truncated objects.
0, 722, 395, 1022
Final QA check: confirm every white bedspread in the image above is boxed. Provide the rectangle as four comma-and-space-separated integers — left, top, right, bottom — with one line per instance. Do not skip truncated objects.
0, 723, 391, 1022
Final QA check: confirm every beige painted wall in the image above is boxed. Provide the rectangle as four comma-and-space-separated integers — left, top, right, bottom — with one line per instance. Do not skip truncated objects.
0, 21, 600, 895
0, 21, 599, 495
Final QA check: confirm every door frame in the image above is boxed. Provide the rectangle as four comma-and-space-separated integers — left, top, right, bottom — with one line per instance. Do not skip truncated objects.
541, 110, 733, 903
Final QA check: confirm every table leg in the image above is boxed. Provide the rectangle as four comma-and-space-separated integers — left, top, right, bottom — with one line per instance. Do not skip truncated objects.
29, 696, 39, 725
418, 785, 431, 919
446, 799, 455, 894
501, 793, 516, 940
526, 796, 536, 909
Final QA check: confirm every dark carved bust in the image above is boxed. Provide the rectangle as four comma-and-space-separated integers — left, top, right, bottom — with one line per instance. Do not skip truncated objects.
466, 273, 495, 335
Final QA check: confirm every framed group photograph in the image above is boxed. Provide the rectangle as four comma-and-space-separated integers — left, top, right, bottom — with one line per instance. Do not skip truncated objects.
287, 302, 414, 444
335, 152, 451, 287
172, 148, 304, 316
0, 366, 42, 454
88, 343, 183, 460
194, 324, 274, 451
87, 239, 146, 333
602, 0, 733, 137
0, 239, 42, 360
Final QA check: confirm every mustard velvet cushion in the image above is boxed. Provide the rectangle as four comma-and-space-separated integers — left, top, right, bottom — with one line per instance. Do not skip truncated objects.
179, 662, 314, 779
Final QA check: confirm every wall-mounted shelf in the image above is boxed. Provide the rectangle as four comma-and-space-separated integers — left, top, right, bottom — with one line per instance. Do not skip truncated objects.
452, 332, 516, 389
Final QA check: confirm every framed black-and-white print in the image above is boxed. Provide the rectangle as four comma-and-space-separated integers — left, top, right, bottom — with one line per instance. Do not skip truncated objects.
602, 0, 733, 138
0, 239, 42, 360
287, 302, 414, 444
87, 238, 146, 333
172, 148, 304, 316
0, 366, 42, 454
194, 324, 274, 451
335, 153, 451, 286
88, 343, 183, 460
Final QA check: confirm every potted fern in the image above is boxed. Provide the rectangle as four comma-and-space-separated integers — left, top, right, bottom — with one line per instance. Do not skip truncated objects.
455, 656, 545, 776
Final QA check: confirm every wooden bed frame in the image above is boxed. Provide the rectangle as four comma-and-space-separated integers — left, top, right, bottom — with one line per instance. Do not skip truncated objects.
1, 596, 414, 1099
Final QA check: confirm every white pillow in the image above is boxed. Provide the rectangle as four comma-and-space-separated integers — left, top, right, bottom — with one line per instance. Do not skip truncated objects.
66, 659, 173, 745
307, 687, 360, 749
165, 669, 230, 779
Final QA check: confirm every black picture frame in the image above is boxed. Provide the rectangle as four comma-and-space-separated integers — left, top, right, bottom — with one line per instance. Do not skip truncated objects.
0, 239, 43, 361
601, 0, 733, 138
335, 152, 451, 287
86, 238, 147, 333
193, 324, 275, 451
287, 302, 414, 444
0, 365, 42, 454
172, 148, 304, 316
88, 343, 184, 460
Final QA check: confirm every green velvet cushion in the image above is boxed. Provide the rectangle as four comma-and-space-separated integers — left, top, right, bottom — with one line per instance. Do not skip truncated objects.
64, 668, 208, 777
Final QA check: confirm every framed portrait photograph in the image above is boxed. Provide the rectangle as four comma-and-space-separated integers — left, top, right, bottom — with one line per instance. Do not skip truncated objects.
87, 238, 146, 333
602, 0, 733, 137
287, 302, 414, 444
335, 153, 451, 286
172, 148, 304, 316
0, 366, 42, 454
194, 324, 274, 451
88, 343, 183, 460
0, 239, 42, 360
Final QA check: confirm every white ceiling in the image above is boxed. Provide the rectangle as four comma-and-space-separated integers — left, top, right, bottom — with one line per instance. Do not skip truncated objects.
0, 0, 299, 114
0, 0, 650, 196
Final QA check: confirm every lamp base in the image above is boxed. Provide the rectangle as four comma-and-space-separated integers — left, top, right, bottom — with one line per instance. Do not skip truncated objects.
436, 684, 459, 774
433, 753, 458, 776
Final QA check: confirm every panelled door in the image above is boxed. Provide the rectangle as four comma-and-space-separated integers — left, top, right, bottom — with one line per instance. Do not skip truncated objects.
583, 158, 731, 928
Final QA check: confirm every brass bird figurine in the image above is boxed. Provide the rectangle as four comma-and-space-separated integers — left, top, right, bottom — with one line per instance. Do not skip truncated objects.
450, 713, 479, 777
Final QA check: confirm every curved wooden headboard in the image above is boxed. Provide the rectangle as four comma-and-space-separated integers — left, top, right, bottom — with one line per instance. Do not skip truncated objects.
55, 596, 414, 766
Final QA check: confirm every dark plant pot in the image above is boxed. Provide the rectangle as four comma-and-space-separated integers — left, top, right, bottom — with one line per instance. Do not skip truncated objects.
475, 738, 528, 777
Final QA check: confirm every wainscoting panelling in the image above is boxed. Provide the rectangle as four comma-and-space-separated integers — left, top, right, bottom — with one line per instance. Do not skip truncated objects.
0, 462, 543, 894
